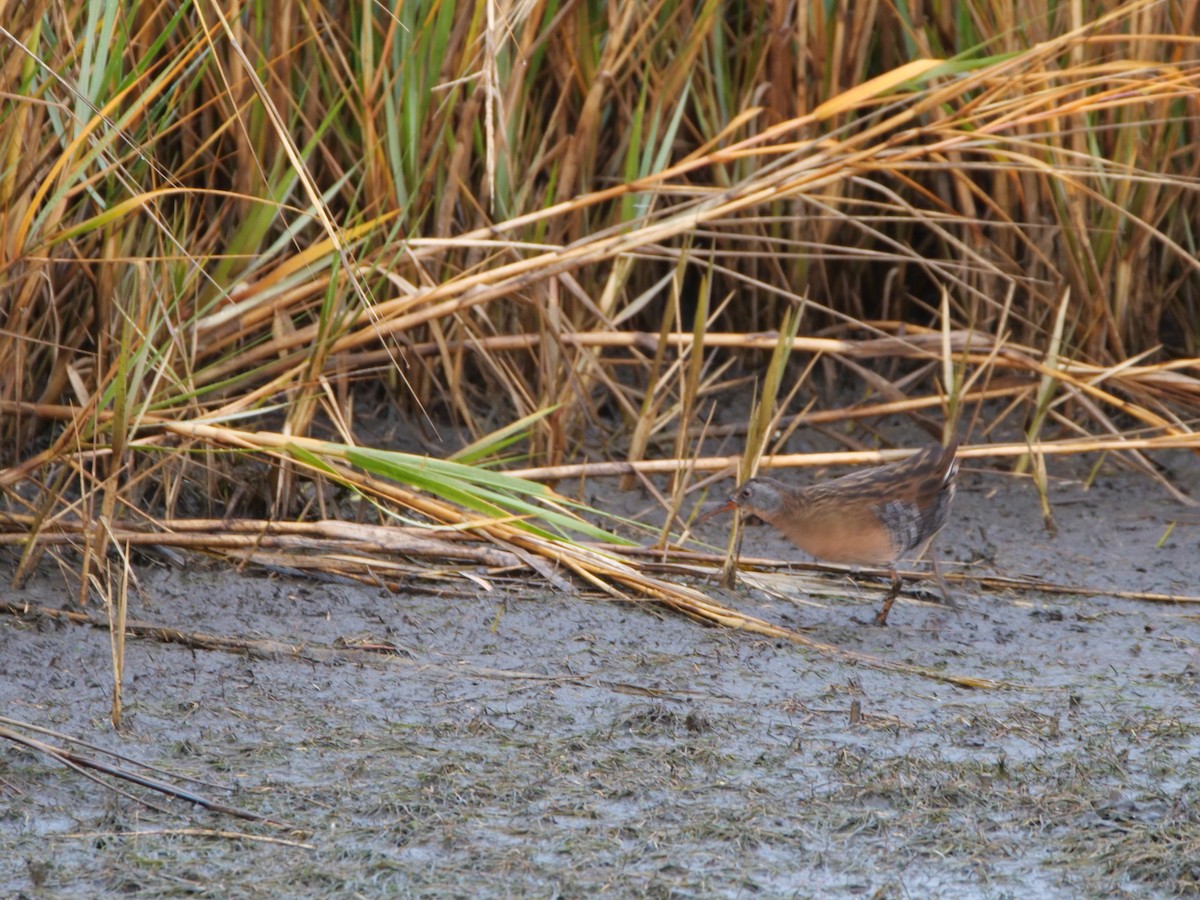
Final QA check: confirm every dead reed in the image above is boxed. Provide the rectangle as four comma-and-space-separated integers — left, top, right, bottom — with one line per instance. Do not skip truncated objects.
2, 1, 1200, 710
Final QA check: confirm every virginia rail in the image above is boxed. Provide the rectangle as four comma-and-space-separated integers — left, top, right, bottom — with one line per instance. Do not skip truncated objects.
711, 442, 959, 625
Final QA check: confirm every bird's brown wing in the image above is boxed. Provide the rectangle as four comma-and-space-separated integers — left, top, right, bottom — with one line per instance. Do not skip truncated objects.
805, 443, 957, 505
885, 443, 958, 551
800, 443, 958, 559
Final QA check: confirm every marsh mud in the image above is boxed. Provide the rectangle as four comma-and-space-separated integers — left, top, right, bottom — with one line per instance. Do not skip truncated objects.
3, 455, 1200, 897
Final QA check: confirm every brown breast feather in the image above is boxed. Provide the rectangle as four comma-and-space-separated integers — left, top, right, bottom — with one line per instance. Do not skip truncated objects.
761, 442, 958, 566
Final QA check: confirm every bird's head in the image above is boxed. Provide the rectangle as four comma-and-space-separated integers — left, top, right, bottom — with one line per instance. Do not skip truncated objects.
697, 476, 787, 523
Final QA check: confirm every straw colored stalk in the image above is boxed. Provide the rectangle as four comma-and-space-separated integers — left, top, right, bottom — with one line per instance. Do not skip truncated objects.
504, 435, 1200, 481
78, 318, 1200, 456
1, 398, 1195, 486
183, 49, 1200, 399
0, 517, 522, 567
393, 520, 1017, 691
0, 415, 1174, 689
88, 420, 1006, 690
603, 546, 1200, 607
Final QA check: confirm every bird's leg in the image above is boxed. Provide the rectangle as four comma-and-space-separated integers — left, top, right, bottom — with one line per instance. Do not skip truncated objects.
874, 568, 902, 626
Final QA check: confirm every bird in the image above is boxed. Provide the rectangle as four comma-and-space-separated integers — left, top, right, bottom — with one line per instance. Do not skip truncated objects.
707, 442, 959, 625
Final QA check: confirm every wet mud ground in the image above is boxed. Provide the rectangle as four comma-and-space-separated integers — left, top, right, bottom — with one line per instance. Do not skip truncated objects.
3, 454, 1200, 897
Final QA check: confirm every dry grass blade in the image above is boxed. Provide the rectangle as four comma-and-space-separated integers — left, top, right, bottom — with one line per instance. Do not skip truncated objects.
718, 308, 803, 586
1, 413, 1024, 688
0, 717, 292, 829
506, 534, 1019, 691
502, 435, 1200, 482
156, 422, 1017, 687
2, 17, 1200, 900
4, 2, 1200, 710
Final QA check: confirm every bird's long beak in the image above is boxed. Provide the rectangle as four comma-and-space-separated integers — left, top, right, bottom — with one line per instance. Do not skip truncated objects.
695, 497, 738, 523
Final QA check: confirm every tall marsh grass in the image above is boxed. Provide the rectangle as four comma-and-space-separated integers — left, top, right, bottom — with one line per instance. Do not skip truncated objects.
2, 1, 1198, 625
